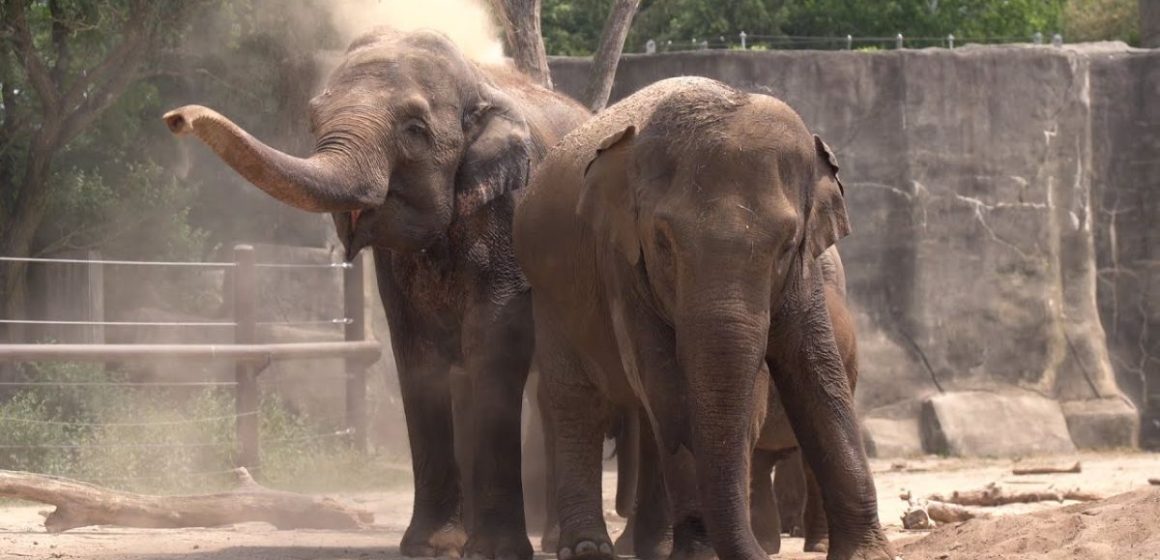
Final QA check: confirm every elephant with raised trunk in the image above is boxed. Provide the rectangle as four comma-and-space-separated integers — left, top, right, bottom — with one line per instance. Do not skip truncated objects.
164, 28, 588, 560
515, 77, 895, 560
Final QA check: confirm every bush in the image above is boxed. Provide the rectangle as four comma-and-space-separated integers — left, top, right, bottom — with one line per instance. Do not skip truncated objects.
0, 362, 406, 495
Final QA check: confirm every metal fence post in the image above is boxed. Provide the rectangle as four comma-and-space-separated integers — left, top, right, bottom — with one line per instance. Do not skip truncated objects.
233, 245, 259, 470
344, 254, 368, 452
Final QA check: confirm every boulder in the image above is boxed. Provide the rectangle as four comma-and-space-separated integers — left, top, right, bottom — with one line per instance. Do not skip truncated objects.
920, 391, 1076, 457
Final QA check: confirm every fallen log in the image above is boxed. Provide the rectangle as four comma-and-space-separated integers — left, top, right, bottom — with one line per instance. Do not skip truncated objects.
1012, 461, 1081, 475
928, 482, 1101, 507
900, 491, 988, 530
0, 468, 373, 533
1150, 478, 1159, 486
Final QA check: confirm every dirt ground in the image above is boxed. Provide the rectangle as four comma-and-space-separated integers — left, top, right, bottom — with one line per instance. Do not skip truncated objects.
0, 451, 1156, 560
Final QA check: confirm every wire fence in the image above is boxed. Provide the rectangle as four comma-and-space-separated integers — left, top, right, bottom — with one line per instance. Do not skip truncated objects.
0, 247, 378, 485
641, 31, 1066, 53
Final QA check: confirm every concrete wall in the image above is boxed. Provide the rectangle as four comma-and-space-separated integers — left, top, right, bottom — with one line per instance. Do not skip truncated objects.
550, 44, 1152, 454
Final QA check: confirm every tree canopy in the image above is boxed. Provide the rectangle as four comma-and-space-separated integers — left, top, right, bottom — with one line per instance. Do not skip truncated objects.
541, 0, 1136, 55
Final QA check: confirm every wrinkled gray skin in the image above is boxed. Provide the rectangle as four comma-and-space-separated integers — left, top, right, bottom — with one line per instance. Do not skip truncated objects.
616, 246, 857, 558
515, 77, 895, 560
163, 28, 588, 560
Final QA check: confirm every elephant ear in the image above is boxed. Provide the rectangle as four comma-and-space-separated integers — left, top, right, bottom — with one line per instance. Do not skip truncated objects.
577, 126, 640, 265
805, 135, 851, 259
456, 86, 533, 216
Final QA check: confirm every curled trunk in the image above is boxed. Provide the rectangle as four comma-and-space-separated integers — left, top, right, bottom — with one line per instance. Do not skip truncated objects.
163, 105, 377, 213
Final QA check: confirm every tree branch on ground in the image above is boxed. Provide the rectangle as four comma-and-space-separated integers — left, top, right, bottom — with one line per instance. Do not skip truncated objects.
0, 468, 373, 532
1012, 461, 1082, 475
927, 483, 1102, 506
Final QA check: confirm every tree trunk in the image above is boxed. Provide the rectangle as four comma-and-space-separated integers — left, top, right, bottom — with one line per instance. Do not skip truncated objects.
489, 0, 552, 89
582, 0, 641, 112
0, 468, 374, 532
1, 127, 61, 343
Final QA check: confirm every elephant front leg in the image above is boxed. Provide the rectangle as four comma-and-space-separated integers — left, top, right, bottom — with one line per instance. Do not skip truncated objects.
616, 415, 674, 560
461, 299, 536, 560
393, 344, 467, 558
536, 314, 615, 560
767, 274, 894, 560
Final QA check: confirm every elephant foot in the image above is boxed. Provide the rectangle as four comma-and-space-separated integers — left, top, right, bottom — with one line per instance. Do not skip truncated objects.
558, 531, 614, 560
613, 521, 634, 556
401, 521, 468, 558
465, 530, 534, 560
668, 540, 715, 560
669, 518, 714, 560
804, 536, 828, 553
621, 524, 672, 560
541, 523, 560, 553
559, 539, 614, 560
827, 533, 899, 560
757, 532, 781, 555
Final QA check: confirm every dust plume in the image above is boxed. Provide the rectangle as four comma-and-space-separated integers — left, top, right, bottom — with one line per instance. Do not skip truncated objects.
324, 0, 506, 64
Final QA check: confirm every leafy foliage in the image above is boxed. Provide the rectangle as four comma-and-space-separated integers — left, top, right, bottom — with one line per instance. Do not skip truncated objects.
540, 0, 1140, 55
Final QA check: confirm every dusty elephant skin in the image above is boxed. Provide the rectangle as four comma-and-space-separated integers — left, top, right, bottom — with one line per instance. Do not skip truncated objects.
163, 28, 588, 560
515, 76, 895, 560
615, 248, 862, 558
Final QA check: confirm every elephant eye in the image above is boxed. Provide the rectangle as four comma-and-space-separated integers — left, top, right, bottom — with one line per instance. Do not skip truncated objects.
402, 119, 429, 137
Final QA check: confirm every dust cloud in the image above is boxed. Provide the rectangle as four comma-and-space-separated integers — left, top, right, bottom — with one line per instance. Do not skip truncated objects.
324, 0, 506, 64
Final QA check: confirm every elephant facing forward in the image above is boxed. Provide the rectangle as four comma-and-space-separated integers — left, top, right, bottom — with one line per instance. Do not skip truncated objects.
164, 28, 588, 560
514, 77, 895, 560
616, 245, 858, 558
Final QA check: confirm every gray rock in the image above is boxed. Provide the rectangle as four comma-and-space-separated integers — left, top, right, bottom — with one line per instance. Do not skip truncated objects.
863, 416, 924, 458
920, 391, 1076, 457
1061, 398, 1140, 450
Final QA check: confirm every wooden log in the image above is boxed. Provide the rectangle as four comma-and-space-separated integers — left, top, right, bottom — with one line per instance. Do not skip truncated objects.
1012, 461, 1081, 475
900, 492, 987, 530
926, 500, 986, 523
928, 482, 1102, 506
0, 468, 373, 533
1149, 478, 1159, 486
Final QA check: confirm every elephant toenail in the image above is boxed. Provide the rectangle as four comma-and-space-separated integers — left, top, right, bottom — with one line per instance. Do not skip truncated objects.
576, 541, 598, 555
599, 543, 612, 555
560, 547, 574, 560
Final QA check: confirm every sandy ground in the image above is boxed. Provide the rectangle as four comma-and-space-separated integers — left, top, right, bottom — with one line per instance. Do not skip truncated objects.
0, 451, 1156, 559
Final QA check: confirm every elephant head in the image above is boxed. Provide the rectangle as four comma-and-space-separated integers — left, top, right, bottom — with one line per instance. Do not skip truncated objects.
164, 28, 533, 257
576, 85, 849, 558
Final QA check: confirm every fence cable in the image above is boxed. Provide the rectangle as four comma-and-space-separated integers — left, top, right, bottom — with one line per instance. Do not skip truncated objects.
0, 411, 258, 427
0, 427, 353, 450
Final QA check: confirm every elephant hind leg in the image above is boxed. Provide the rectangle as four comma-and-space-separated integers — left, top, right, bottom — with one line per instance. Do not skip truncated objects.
774, 449, 807, 537
802, 462, 830, 553
750, 448, 783, 555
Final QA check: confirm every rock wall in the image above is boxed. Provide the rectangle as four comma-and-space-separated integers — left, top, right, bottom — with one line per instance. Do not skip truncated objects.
550, 45, 1149, 454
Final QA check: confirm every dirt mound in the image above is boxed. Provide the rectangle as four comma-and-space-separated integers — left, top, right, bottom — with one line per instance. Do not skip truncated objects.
899, 487, 1160, 560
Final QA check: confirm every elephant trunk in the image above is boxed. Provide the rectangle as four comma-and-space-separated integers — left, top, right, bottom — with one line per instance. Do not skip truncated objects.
676, 290, 770, 560
162, 105, 380, 213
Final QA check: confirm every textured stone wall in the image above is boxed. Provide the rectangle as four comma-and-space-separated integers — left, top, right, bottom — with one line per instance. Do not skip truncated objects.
550, 45, 1149, 453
